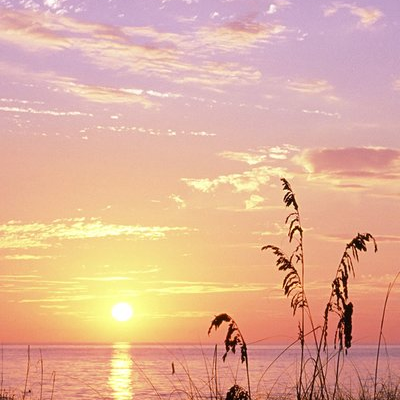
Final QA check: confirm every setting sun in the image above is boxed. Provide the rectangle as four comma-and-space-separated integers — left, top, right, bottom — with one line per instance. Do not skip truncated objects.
111, 303, 134, 322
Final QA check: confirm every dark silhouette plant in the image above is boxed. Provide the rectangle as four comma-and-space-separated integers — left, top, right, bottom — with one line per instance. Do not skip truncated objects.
208, 178, 378, 400
225, 384, 250, 400
208, 313, 251, 399
262, 178, 377, 400
262, 178, 311, 399
324, 233, 377, 352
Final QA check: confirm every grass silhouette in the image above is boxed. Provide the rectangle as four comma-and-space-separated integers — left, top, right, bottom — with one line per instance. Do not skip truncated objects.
208, 178, 396, 400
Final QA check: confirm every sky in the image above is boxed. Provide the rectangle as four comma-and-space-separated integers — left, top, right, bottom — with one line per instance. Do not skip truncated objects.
0, 0, 399, 345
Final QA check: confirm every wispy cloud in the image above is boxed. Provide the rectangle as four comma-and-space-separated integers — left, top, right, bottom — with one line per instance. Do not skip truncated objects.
5, 0, 82, 15
145, 310, 212, 319
268, 145, 300, 159
286, 79, 334, 94
0, 218, 194, 249
0, 62, 155, 108
219, 145, 299, 165
196, 17, 286, 52
245, 194, 265, 210
302, 109, 341, 119
0, 274, 86, 296
316, 232, 400, 245
175, 61, 262, 90
0, 105, 93, 117
323, 3, 383, 29
3, 275, 266, 316
219, 151, 267, 165
182, 166, 287, 193
75, 276, 131, 282
143, 280, 266, 295
0, 8, 265, 92
53, 78, 156, 107
266, 0, 292, 14
4, 254, 56, 260
80, 124, 216, 137
169, 194, 187, 209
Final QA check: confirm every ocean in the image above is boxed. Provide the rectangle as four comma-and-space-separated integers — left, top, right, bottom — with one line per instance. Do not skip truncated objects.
1, 343, 400, 399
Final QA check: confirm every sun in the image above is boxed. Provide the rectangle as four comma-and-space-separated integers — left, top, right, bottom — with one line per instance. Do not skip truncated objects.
111, 302, 134, 322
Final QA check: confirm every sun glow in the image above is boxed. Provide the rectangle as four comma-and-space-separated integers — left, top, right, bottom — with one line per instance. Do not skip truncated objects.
111, 303, 134, 322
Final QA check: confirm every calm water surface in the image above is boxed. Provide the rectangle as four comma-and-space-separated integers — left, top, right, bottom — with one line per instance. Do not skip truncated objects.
1, 343, 400, 399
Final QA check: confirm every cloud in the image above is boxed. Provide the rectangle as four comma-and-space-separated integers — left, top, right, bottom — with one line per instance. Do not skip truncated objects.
254, 223, 286, 237
0, 97, 44, 105
182, 166, 287, 193
0, 9, 265, 92
266, 0, 292, 15
295, 147, 400, 181
318, 232, 400, 244
175, 61, 262, 89
81, 124, 216, 137
324, 3, 383, 29
4, 275, 265, 313
196, 17, 286, 52
245, 194, 265, 210
169, 194, 187, 209
43, 0, 67, 13
268, 145, 300, 159
267, 4, 278, 15
20, 295, 95, 304
219, 145, 300, 165
302, 109, 341, 119
75, 276, 132, 282
0, 62, 156, 108
0, 105, 93, 117
188, 130, 216, 137
0, 8, 77, 50
286, 79, 334, 94
53, 78, 156, 107
0, 275, 86, 297
4, 254, 56, 260
144, 281, 266, 295
6, 0, 82, 15
0, 218, 194, 249
219, 151, 267, 165
145, 310, 212, 319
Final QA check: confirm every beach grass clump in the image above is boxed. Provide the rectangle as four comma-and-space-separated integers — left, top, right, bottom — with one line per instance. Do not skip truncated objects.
208, 313, 251, 399
0, 391, 15, 400
208, 178, 388, 400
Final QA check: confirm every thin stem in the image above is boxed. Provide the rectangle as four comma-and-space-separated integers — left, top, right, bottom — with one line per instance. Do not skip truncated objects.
39, 349, 43, 400
22, 345, 30, 400
213, 344, 218, 399
50, 372, 56, 400
332, 348, 343, 400
1, 344, 3, 393
234, 324, 251, 399
299, 224, 305, 400
244, 345, 251, 400
373, 271, 400, 400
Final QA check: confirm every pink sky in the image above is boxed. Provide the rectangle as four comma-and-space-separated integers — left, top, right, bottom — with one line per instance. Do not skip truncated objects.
0, 0, 399, 345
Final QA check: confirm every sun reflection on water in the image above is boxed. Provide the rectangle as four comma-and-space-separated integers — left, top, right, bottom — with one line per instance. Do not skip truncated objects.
109, 342, 133, 399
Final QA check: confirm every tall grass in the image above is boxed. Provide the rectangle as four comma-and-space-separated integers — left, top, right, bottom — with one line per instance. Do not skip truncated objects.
208, 313, 251, 399
208, 178, 398, 400
264, 179, 379, 400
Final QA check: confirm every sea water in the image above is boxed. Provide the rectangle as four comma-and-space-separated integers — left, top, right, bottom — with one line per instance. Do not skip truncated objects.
1, 343, 400, 399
